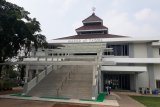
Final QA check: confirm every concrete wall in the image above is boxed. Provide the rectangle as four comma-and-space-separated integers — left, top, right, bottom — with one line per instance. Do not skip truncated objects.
130, 74, 136, 91
153, 47, 160, 58
132, 43, 149, 89
137, 71, 149, 88
154, 64, 160, 80
133, 43, 147, 58
154, 64, 160, 88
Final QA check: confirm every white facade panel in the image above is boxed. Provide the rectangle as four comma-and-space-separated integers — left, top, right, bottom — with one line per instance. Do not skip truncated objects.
154, 64, 160, 80
101, 66, 147, 72
133, 43, 147, 58
153, 47, 160, 58
103, 58, 160, 64
137, 72, 149, 88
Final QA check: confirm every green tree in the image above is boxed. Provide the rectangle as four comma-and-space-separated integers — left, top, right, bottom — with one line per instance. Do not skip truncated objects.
0, 0, 47, 77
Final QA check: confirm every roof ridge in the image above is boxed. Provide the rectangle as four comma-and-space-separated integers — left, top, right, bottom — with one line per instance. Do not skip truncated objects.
82, 13, 103, 23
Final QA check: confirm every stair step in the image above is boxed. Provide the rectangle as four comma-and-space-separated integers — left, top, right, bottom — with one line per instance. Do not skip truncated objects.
27, 65, 93, 99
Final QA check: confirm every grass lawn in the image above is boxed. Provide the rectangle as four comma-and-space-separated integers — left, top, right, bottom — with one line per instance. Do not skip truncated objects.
130, 96, 160, 107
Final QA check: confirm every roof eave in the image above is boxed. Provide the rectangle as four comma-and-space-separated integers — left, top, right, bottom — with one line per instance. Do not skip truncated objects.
82, 21, 103, 23
76, 29, 108, 32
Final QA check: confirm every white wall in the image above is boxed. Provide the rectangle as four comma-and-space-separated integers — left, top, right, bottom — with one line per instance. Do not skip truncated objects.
133, 43, 147, 58
137, 71, 149, 88
153, 47, 160, 58
130, 74, 136, 91
154, 64, 160, 80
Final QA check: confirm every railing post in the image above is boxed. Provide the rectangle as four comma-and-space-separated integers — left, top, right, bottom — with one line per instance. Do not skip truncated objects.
45, 66, 47, 75
36, 66, 39, 83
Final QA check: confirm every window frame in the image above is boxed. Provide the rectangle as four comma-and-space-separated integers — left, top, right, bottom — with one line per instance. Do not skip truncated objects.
156, 80, 160, 89
106, 44, 129, 56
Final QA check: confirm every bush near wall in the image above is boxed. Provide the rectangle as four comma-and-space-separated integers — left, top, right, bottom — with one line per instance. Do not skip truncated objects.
0, 79, 18, 91
0, 80, 3, 91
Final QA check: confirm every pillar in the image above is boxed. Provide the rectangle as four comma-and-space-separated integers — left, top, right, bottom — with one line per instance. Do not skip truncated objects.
92, 65, 98, 100
36, 66, 39, 82
23, 65, 29, 94
135, 73, 139, 93
24, 66, 29, 83
98, 69, 102, 93
28, 70, 33, 81
148, 64, 156, 90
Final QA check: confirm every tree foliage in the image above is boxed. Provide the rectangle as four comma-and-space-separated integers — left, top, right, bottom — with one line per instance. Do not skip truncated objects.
0, 0, 47, 76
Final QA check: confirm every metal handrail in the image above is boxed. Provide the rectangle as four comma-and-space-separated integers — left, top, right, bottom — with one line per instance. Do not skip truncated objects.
56, 66, 73, 97
25, 65, 53, 93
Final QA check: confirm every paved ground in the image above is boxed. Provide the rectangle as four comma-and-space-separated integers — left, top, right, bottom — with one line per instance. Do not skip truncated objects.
0, 98, 118, 107
0, 94, 145, 107
115, 92, 146, 107
0, 88, 149, 107
0, 98, 55, 107
0, 87, 23, 95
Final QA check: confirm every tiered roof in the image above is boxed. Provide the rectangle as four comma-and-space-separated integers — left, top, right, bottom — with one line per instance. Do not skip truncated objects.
76, 13, 108, 33
55, 34, 127, 40
55, 13, 127, 40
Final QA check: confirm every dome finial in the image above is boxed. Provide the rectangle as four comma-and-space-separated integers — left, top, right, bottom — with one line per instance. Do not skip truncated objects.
92, 7, 96, 13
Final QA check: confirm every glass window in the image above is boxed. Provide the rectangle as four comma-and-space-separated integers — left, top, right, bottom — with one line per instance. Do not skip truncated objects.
105, 44, 129, 56
156, 80, 160, 88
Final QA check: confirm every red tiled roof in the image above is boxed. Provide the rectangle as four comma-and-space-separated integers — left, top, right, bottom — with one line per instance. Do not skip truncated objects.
54, 34, 128, 40
76, 25, 108, 31
82, 13, 102, 23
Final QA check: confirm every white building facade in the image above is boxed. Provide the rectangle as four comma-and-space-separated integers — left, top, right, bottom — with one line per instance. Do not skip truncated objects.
22, 13, 160, 99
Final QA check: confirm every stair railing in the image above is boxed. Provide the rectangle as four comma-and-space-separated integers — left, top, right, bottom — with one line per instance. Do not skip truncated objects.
25, 65, 53, 94
56, 66, 74, 97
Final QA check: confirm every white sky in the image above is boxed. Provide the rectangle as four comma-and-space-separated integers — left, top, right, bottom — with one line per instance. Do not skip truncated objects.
7, 0, 160, 40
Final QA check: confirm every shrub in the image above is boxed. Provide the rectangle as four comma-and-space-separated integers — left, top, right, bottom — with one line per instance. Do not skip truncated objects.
3, 80, 12, 90
0, 80, 4, 91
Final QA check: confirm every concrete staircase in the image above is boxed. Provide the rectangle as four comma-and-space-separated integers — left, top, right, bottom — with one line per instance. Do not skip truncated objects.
58, 65, 93, 99
27, 65, 69, 97
27, 65, 93, 99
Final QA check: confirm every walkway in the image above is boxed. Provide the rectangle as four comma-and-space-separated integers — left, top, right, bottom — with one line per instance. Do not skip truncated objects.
110, 92, 146, 107
0, 94, 118, 106
0, 88, 148, 107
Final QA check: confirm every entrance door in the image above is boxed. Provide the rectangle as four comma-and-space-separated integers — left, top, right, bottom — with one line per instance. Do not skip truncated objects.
103, 74, 130, 90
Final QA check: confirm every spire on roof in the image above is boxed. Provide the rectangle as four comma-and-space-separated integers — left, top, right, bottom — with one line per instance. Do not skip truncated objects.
92, 7, 96, 13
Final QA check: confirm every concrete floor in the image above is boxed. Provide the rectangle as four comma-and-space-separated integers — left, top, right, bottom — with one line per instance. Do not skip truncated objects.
0, 88, 147, 107
0, 98, 118, 107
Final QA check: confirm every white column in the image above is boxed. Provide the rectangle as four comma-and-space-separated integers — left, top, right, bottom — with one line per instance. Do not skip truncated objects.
135, 73, 139, 93
28, 70, 33, 81
92, 65, 98, 100
24, 66, 29, 83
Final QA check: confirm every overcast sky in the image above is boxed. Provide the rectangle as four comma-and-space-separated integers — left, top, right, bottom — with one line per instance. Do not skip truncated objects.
7, 0, 160, 40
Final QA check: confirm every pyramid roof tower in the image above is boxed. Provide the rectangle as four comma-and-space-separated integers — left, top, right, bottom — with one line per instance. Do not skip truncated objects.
55, 12, 127, 40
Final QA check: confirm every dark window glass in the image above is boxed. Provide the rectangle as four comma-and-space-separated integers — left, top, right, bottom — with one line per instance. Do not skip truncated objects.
105, 44, 129, 56
156, 80, 160, 88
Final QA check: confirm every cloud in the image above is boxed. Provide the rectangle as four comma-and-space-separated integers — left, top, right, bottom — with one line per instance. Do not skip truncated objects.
111, 0, 126, 6
103, 10, 137, 36
134, 8, 159, 22
6, 0, 160, 39
103, 10, 159, 38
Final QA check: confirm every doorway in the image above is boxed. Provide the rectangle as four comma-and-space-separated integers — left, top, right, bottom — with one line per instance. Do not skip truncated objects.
103, 74, 130, 90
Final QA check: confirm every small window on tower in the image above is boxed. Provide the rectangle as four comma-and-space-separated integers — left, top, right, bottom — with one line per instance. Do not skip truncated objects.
159, 48, 160, 55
